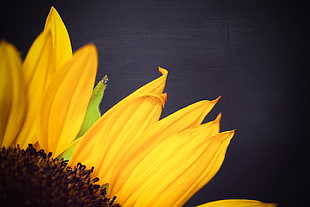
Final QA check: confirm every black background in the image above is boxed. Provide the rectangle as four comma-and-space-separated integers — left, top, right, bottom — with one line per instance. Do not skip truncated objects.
1, 1, 308, 206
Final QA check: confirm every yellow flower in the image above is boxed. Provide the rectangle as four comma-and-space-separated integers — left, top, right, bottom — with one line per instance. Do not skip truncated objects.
0, 6, 277, 207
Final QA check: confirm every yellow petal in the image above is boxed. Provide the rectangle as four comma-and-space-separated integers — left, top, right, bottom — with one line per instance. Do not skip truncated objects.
38, 44, 98, 157
127, 97, 221, 152
0, 41, 26, 147
171, 116, 225, 206
44, 6, 72, 69
71, 68, 167, 170
16, 6, 72, 148
21, 32, 54, 86
113, 128, 235, 207
71, 92, 167, 181
127, 67, 168, 97
22, 7, 72, 86
196, 199, 277, 207
109, 108, 222, 192
15, 32, 54, 148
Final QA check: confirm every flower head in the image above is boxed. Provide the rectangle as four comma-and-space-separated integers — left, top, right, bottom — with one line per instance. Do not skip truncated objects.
0, 6, 277, 207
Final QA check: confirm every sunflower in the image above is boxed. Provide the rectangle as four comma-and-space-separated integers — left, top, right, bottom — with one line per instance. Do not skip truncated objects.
0, 6, 276, 207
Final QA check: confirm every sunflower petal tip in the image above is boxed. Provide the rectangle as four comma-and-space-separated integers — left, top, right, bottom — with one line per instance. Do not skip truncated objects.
47, 6, 59, 19
158, 66, 168, 76
223, 129, 236, 141
212, 96, 222, 103
215, 112, 222, 121
80, 44, 98, 57
230, 129, 236, 136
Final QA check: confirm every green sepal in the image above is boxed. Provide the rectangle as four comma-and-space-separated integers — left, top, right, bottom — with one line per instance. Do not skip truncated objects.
58, 76, 107, 160
76, 75, 108, 138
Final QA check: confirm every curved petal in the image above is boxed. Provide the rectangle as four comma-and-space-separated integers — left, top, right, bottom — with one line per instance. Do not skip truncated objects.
16, 6, 72, 148
22, 6, 72, 86
196, 199, 277, 207
38, 44, 98, 157
125, 97, 221, 154
127, 67, 168, 97
71, 92, 166, 182
109, 110, 223, 192
44, 6, 72, 69
0, 41, 26, 147
21, 31, 54, 87
15, 32, 54, 148
71, 69, 168, 172
113, 126, 234, 207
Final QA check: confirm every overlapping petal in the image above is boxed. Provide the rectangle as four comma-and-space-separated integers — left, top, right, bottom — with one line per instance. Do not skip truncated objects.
71, 69, 168, 181
16, 7, 73, 148
196, 199, 277, 207
22, 6, 72, 86
15, 32, 54, 147
38, 44, 97, 157
108, 100, 221, 190
70, 64, 236, 207
0, 41, 26, 147
43, 6, 72, 69
69, 65, 272, 207
113, 123, 234, 206
120, 97, 221, 156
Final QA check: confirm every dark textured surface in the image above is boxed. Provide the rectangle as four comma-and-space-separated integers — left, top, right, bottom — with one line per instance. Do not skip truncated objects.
1, 1, 308, 206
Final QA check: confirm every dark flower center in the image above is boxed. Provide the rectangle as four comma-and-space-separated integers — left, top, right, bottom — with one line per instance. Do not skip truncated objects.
0, 144, 121, 207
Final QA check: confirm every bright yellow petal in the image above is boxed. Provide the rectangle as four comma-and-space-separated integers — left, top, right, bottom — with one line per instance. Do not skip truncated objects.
113, 128, 234, 207
21, 32, 54, 87
38, 44, 97, 157
125, 97, 221, 153
15, 32, 54, 148
22, 7, 72, 86
109, 109, 222, 192
71, 69, 168, 172
71, 92, 166, 181
196, 199, 277, 207
44, 6, 72, 69
127, 67, 168, 97
0, 41, 26, 147
16, 6, 73, 148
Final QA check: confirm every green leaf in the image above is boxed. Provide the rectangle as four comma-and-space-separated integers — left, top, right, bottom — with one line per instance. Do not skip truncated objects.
76, 75, 108, 138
